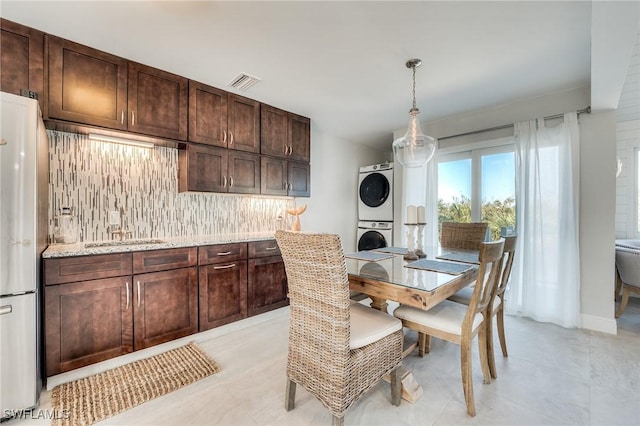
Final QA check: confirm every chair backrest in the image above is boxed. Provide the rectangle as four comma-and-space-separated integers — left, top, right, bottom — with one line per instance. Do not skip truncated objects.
464, 239, 505, 329
275, 230, 351, 357
440, 222, 489, 251
494, 235, 517, 298
615, 246, 640, 288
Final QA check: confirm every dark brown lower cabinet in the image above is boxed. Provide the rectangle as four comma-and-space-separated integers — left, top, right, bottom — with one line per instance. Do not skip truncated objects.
44, 276, 132, 376
248, 255, 288, 316
133, 267, 198, 350
199, 260, 248, 331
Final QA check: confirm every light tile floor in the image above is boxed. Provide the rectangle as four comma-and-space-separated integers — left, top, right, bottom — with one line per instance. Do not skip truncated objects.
9, 298, 640, 426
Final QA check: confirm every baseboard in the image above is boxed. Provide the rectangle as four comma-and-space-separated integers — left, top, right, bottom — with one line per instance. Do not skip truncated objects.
581, 313, 617, 335
46, 306, 290, 390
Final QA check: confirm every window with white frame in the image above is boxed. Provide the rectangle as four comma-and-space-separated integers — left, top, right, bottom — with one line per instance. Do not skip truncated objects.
437, 138, 516, 240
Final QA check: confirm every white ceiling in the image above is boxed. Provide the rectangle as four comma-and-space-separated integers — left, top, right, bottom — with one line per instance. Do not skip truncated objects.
0, 1, 603, 150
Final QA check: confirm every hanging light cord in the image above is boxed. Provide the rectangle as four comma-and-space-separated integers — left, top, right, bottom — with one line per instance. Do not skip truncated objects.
411, 64, 417, 111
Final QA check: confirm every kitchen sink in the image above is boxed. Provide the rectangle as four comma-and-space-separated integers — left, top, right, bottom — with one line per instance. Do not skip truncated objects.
84, 239, 166, 248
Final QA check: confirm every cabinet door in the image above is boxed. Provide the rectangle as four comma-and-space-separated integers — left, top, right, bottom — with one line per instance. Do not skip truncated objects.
0, 19, 44, 109
199, 260, 247, 331
288, 161, 311, 197
44, 277, 133, 376
133, 267, 198, 350
227, 94, 260, 153
228, 151, 260, 194
260, 104, 288, 158
178, 143, 228, 192
47, 35, 128, 130
188, 80, 228, 147
288, 113, 310, 162
260, 156, 288, 196
128, 62, 188, 140
248, 255, 288, 316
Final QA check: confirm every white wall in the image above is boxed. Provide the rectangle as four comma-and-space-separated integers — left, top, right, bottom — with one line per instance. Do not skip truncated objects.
579, 111, 617, 333
394, 85, 620, 333
301, 125, 387, 251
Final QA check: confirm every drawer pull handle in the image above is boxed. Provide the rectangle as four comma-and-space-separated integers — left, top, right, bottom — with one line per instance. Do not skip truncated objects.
126, 282, 130, 309
137, 281, 141, 307
0, 305, 12, 315
265, 247, 278, 250
132, 110, 135, 126
213, 263, 236, 270
223, 131, 227, 144
121, 110, 125, 124
217, 251, 232, 256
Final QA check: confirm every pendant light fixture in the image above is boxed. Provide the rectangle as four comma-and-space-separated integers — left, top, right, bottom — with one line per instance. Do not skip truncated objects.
392, 59, 437, 168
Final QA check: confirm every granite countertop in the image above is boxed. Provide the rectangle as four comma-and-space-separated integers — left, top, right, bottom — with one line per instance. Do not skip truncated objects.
43, 232, 278, 258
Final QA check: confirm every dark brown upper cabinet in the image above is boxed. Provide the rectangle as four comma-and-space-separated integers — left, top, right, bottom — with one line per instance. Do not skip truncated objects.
47, 35, 188, 140
288, 112, 311, 162
0, 19, 44, 110
188, 80, 260, 153
261, 104, 310, 163
261, 157, 310, 197
128, 62, 187, 140
179, 143, 260, 194
47, 35, 129, 130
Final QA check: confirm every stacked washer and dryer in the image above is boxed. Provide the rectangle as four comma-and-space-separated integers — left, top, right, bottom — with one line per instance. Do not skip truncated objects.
357, 163, 393, 250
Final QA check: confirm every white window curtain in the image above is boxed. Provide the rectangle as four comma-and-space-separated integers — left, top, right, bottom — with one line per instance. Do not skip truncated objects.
505, 112, 581, 328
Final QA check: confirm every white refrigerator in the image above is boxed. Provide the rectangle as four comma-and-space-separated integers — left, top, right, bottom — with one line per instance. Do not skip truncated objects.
0, 92, 48, 417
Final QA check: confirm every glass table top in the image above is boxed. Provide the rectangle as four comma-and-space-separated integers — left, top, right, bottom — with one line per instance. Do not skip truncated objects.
345, 247, 479, 293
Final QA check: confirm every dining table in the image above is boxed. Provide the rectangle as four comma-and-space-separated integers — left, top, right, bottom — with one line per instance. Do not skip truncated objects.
345, 247, 480, 314
344, 246, 480, 403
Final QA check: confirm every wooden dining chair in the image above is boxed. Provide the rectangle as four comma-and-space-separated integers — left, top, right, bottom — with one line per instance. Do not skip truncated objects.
440, 222, 488, 251
393, 239, 505, 417
448, 235, 517, 379
275, 230, 403, 426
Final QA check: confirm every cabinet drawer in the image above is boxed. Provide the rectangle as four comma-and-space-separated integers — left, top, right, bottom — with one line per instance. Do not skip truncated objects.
199, 243, 247, 265
133, 247, 197, 274
248, 240, 280, 258
45, 253, 132, 285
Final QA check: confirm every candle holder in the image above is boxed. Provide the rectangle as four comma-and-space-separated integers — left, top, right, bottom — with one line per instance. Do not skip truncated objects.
415, 223, 426, 258
404, 223, 419, 261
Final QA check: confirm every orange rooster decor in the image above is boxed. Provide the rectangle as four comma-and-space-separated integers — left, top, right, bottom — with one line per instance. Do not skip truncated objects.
286, 205, 307, 232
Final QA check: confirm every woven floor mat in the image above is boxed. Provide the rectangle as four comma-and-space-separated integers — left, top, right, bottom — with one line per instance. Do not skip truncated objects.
51, 342, 219, 426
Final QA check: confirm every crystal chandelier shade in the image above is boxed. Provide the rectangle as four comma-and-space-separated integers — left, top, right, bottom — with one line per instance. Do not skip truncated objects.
392, 59, 437, 168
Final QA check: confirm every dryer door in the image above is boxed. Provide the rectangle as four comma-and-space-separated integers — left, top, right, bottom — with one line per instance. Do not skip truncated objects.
358, 230, 388, 251
359, 172, 390, 208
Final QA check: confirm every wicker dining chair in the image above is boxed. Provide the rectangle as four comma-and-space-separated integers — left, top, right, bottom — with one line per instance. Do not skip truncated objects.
275, 230, 403, 426
440, 222, 489, 251
449, 235, 517, 379
393, 239, 505, 417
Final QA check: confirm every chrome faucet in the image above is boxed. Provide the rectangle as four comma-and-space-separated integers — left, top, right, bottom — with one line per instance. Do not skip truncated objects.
110, 207, 133, 241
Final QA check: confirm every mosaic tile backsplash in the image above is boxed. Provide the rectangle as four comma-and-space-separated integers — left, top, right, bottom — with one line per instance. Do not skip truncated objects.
48, 131, 295, 242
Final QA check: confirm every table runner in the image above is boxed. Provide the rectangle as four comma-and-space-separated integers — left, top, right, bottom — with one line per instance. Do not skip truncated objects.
345, 251, 394, 262
405, 259, 473, 275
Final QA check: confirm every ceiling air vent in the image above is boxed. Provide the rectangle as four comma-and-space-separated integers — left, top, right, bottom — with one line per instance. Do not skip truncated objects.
227, 72, 261, 91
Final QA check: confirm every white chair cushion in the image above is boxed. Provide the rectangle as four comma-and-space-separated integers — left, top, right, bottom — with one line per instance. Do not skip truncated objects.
349, 302, 402, 350
449, 287, 501, 314
448, 287, 474, 305
393, 300, 483, 336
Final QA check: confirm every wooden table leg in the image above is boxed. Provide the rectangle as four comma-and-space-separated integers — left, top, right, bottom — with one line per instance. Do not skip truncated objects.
383, 365, 424, 403
369, 296, 388, 313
